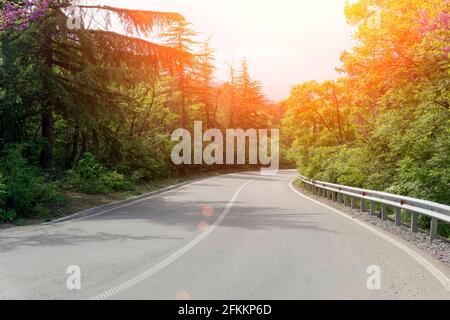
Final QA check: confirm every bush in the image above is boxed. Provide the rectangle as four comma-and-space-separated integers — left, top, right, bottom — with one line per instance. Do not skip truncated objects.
296, 145, 371, 188
67, 153, 128, 194
102, 171, 129, 191
0, 173, 9, 222
114, 134, 172, 180
0, 210, 17, 223
1, 145, 64, 219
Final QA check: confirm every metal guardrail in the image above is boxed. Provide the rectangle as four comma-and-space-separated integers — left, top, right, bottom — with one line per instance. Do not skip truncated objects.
298, 175, 450, 241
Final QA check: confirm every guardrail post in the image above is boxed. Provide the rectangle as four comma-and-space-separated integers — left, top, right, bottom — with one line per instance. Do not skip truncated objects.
381, 204, 387, 220
411, 212, 418, 233
430, 218, 438, 241
370, 201, 375, 216
395, 207, 401, 226
299, 175, 449, 239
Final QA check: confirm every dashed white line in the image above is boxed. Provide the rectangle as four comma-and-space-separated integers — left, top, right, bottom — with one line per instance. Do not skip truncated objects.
2, 173, 250, 236
90, 178, 255, 300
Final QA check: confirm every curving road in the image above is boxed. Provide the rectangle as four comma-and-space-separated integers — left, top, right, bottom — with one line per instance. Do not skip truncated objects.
0, 171, 449, 300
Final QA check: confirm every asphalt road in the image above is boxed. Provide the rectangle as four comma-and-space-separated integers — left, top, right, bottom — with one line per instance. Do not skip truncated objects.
0, 171, 449, 299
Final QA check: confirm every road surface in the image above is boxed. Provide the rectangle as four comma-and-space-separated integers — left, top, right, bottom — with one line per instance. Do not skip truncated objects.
0, 171, 449, 299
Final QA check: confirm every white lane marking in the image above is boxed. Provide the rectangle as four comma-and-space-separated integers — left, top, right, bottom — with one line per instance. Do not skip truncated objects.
288, 179, 450, 292
57, 173, 255, 224
1, 172, 256, 236
1, 182, 202, 237
90, 179, 255, 300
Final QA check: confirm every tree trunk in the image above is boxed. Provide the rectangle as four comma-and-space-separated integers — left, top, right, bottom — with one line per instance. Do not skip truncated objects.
92, 129, 99, 152
81, 131, 87, 154
40, 106, 53, 172
66, 126, 79, 168
40, 29, 54, 172
181, 87, 187, 127
204, 103, 211, 128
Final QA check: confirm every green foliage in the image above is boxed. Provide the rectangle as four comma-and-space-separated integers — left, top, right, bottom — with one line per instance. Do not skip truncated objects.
114, 134, 173, 181
297, 146, 370, 188
383, 105, 450, 205
1, 145, 64, 219
0, 1, 281, 226
0, 210, 17, 223
0, 172, 8, 221
67, 153, 128, 194
283, 0, 450, 237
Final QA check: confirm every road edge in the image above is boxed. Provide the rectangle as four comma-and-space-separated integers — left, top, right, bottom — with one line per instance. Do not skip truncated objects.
44, 177, 210, 225
1, 173, 234, 236
288, 178, 450, 292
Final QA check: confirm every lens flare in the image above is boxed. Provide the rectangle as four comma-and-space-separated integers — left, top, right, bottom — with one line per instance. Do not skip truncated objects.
176, 290, 191, 300
202, 206, 214, 217
197, 221, 209, 232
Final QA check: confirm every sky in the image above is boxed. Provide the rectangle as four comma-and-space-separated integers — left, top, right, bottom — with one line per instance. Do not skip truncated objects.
97, 0, 356, 101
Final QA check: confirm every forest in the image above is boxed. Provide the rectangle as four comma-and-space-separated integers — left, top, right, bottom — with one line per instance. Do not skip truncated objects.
282, 0, 449, 236
0, 0, 449, 236
0, 0, 280, 223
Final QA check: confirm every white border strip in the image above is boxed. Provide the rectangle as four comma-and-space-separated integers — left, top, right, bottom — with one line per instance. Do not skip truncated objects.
90, 179, 255, 300
2, 173, 251, 236
289, 179, 450, 292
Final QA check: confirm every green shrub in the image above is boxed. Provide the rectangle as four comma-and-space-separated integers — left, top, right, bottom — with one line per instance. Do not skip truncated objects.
296, 145, 371, 188
102, 171, 129, 191
114, 134, 172, 180
0, 210, 17, 223
68, 153, 128, 194
0, 173, 8, 222
1, 145, 64, 219
67, 153, 107, 194
130, 169, 146, 184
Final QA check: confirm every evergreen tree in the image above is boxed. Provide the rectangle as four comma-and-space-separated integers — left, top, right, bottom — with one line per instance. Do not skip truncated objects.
194, 39, 215, 128
159, 21, 199, 127
0, 0, 189, 171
